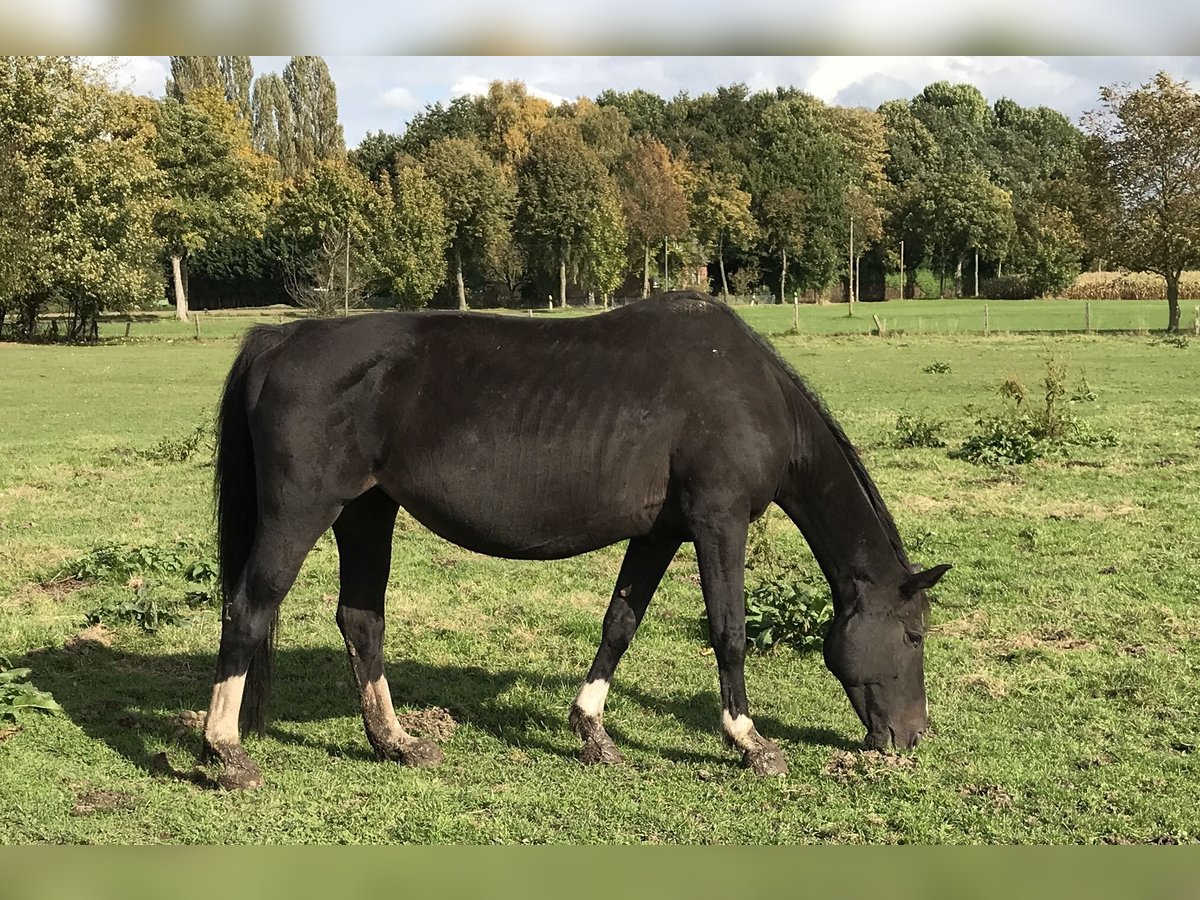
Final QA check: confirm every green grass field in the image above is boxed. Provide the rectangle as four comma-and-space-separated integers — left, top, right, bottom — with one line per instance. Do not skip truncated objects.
2, 306, 1198, 843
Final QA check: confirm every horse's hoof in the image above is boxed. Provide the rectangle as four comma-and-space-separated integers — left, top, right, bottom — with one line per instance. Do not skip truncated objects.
204, 742, 264, 790
397, 738, 444, 768
579, 737, 624, 766
742, 742, 789, 777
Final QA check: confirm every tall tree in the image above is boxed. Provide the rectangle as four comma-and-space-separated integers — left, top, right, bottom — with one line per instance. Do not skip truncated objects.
166, 56, 222, 102
595, 88, 668, 139
274, 159, 374, 296
690, 168, 758, 300
476, 80, 552, 172
559, 97, 632, 171
619, 137, 690, 297
910, 81, 996, 174
516, 121, 626, 307
754, 95, 849, 299
897, 171, 1015, 296
251, 72, 298, 179
421, 137, 515, 309
372, 166, 452, 308
1084, 71, 1200, 331
351, 131, 406, 183
1, 57, 163, 339
283, 56, 345, 173
398, 96, 485, 157
759, 190, 807, 302
154, 91, 277, 321
219, 56, 254, 121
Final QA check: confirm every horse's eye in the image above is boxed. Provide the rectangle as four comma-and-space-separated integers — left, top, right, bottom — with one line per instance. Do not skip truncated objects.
906, 632, 923, 647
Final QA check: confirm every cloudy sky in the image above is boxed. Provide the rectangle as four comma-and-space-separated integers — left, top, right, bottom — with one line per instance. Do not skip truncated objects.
100, 56, 1200, 148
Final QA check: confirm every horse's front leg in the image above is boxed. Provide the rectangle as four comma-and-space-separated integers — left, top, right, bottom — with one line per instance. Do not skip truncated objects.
694, 518, 789, 776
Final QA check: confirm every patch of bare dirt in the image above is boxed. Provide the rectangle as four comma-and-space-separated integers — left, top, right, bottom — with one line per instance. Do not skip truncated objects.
397, 706, 458, 742
64, 623, 115, 652
1005, 629, 1096, 654
958, 783, 1013, 807
71, 789, 138, 816
961, 672, 1008, 699
822, 750, 917, 783
37, 577, 88, 600
1044, 501, 1139, 521
934, 609, 989, 639
899, 494, 940, 513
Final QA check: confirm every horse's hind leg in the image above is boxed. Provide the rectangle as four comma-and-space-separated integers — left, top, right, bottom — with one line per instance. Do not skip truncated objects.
570, 536, 680, 765
333, 488, 442, 768
204, 507, 339, 790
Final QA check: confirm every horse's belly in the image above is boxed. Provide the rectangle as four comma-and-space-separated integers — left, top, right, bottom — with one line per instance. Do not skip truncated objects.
382, 457, 669, 560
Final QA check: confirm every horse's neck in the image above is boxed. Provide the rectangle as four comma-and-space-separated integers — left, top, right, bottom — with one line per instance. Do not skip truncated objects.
775, 408, 907, 604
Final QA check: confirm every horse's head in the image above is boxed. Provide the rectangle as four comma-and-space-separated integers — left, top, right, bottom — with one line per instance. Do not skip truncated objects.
822, 564, 951, 750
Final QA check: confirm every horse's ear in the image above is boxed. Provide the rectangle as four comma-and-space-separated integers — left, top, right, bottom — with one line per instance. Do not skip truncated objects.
901, 564, 952, 598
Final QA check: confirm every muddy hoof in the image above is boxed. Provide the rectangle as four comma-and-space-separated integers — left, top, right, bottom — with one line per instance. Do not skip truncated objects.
203, 743, 264, 791
579, 737, 624, 766
742, 741, 789, 776
396, 738, 444, 768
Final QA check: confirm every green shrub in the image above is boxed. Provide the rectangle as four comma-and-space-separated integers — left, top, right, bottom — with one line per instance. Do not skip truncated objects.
893, 413, 948, 449
923, 361, 951, 374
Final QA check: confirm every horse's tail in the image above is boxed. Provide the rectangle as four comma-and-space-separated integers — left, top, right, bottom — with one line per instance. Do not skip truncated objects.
215, 325, 288, 733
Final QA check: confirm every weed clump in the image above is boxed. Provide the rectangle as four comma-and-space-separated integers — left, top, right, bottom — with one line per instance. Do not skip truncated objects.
741, 510, 832, 652
953, 357, 1116, 467
893, 413, 948, 449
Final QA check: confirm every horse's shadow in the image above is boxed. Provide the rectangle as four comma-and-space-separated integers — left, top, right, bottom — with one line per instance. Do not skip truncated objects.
18, 641, 857, 784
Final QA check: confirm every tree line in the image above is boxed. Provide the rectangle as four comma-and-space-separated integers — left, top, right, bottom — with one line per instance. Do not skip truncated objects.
2, 55, 1198, 337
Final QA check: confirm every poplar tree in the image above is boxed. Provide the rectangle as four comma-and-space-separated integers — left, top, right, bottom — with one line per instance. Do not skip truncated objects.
283, 55, 345, 173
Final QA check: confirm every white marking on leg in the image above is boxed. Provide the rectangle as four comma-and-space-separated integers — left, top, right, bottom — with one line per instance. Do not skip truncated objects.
205, 674, 246, 746
347, 642, 412, 746
573, 679, 611, 722
721, 710, 759, 751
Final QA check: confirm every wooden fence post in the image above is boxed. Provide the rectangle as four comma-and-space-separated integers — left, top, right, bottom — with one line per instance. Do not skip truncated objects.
124, 320, 131, 338
792, 292, 799, 333
984, 303, 990, 336
1194, 307, 1199, 336
872, 314, 886, 337
1085, 301, 1092, 334
194, 314, 201, 341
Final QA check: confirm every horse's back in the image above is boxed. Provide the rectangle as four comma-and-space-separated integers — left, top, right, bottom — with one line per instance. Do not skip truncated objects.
243, 299, 795, 556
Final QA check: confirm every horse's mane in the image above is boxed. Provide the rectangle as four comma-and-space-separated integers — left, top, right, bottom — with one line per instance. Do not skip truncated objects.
677, 293, 911, 570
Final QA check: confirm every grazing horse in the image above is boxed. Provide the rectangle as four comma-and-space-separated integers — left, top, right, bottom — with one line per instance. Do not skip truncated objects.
202, 291, 950, 790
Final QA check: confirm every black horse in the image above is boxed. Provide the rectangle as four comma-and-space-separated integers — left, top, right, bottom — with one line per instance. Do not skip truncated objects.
202, 292, 950, 789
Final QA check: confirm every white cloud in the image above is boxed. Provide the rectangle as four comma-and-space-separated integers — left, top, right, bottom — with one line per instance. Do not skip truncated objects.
804, 56, 1080, 108
375, 85, 418, 110
86, 56, 169, 97
450, 73, 566, 106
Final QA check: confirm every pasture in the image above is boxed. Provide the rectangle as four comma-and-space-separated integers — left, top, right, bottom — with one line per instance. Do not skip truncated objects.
1, 303, 1198, 843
